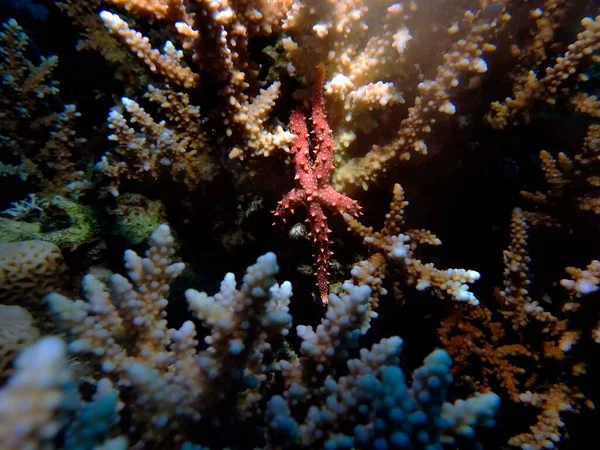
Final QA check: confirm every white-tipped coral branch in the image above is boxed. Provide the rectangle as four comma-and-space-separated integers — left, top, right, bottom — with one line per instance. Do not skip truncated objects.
498, 208, 566, 335
47, 224, 294, 445
97, 85, 216, 196
100, 10, 198, 88
561, 260, 600, 343
0, 337, 72, 450
345, 183, 481, 305
489, 15, 600, 129
98, 0, 294, 164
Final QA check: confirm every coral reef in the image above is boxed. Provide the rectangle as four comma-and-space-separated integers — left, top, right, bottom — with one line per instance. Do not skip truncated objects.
0, 1, 599, 449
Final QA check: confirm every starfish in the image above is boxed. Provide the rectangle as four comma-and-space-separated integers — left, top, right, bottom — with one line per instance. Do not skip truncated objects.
274, 66, 361, 303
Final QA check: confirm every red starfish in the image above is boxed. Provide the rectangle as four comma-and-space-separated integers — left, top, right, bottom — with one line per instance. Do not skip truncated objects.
274, 66, 361, 304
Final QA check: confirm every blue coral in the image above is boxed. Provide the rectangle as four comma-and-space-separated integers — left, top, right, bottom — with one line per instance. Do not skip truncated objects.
268, 345, 499, 449
63, 391, 120, 450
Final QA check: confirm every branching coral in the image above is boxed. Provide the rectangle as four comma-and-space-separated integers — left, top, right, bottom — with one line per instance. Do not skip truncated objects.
0, 336, 72, 450
0, 19, 87, 194
345, 183, 481, 306
1, 1, 599, 449
97, 84, 217, 196
561, 260, 600, 343
94, 0, 295, 187
438, 207, 593, 450
521, 123, 600, 215
488, 15, 600, 128
38, 223, 499, 449
0, 336, 126, 450
281, 0, 513, 191
46, 224, 293, 445
57, 0, 140, 82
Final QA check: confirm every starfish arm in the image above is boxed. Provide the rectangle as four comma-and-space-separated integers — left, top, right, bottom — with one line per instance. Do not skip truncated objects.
316, 186, 362, 217
273, 188, 305, 223
289, 109, 312, 189
311, 65, 336, 186
308, 202, 331, 304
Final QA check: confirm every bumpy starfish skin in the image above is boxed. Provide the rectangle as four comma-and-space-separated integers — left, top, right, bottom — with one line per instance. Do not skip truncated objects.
274, 67, 361, 303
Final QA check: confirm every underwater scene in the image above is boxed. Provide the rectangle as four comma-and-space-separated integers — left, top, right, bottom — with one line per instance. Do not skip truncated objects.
0, 0, 599, 449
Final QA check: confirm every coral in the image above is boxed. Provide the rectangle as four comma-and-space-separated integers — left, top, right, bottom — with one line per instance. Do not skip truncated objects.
94, 0, 295, 182
439, 304, 531, 402
56, 0, 137, 78
507, 384, 580, 450
488, 15, 600, 128
274, 66, 362, 303
0, 240, 66, 306
97, 84, 217, 196
561, 260, 600, 343
2, 1, 600, 449
0, 336, 72, 450
282, 1, 511, 191
272, 277, 498, 449
345, 183, 481, 306
0, 305, 40, 376
561, 260, 600, 298
0, 197, 100, 252
438, 207, 591, 449
270, 344, 499, 449
99, 10, 197, 88
0, 19, 87, 194
63, 388, 124, 450
40, 224, 498, 448
110, 193, 167, 246
497, 208, 566, 335
0, 335, 125, 450
520, 124, 600, 216
46, 224, 292, 445
1, 194, 47, 220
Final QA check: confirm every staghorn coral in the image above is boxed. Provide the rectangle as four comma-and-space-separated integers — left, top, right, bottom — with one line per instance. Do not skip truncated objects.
0, 19, 88, 195
0, 336, 72, 450
520, 123, 600, 216
561, 260, 600, 343
46, 224, 294, 446
97, 83, 217, 196
488, 15, 600, 128
2, 1, 600, 449
94, 0, 295, 187
497, 208, 566, 335
57, 0, 142, 84
507, 384, 582, 450
0, 335, 126, 450
438, 207, 594, 450
38, 223, 499, 449
271, 342, 500, 449
345, 183, 481, 306
282, 0, 513, 191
